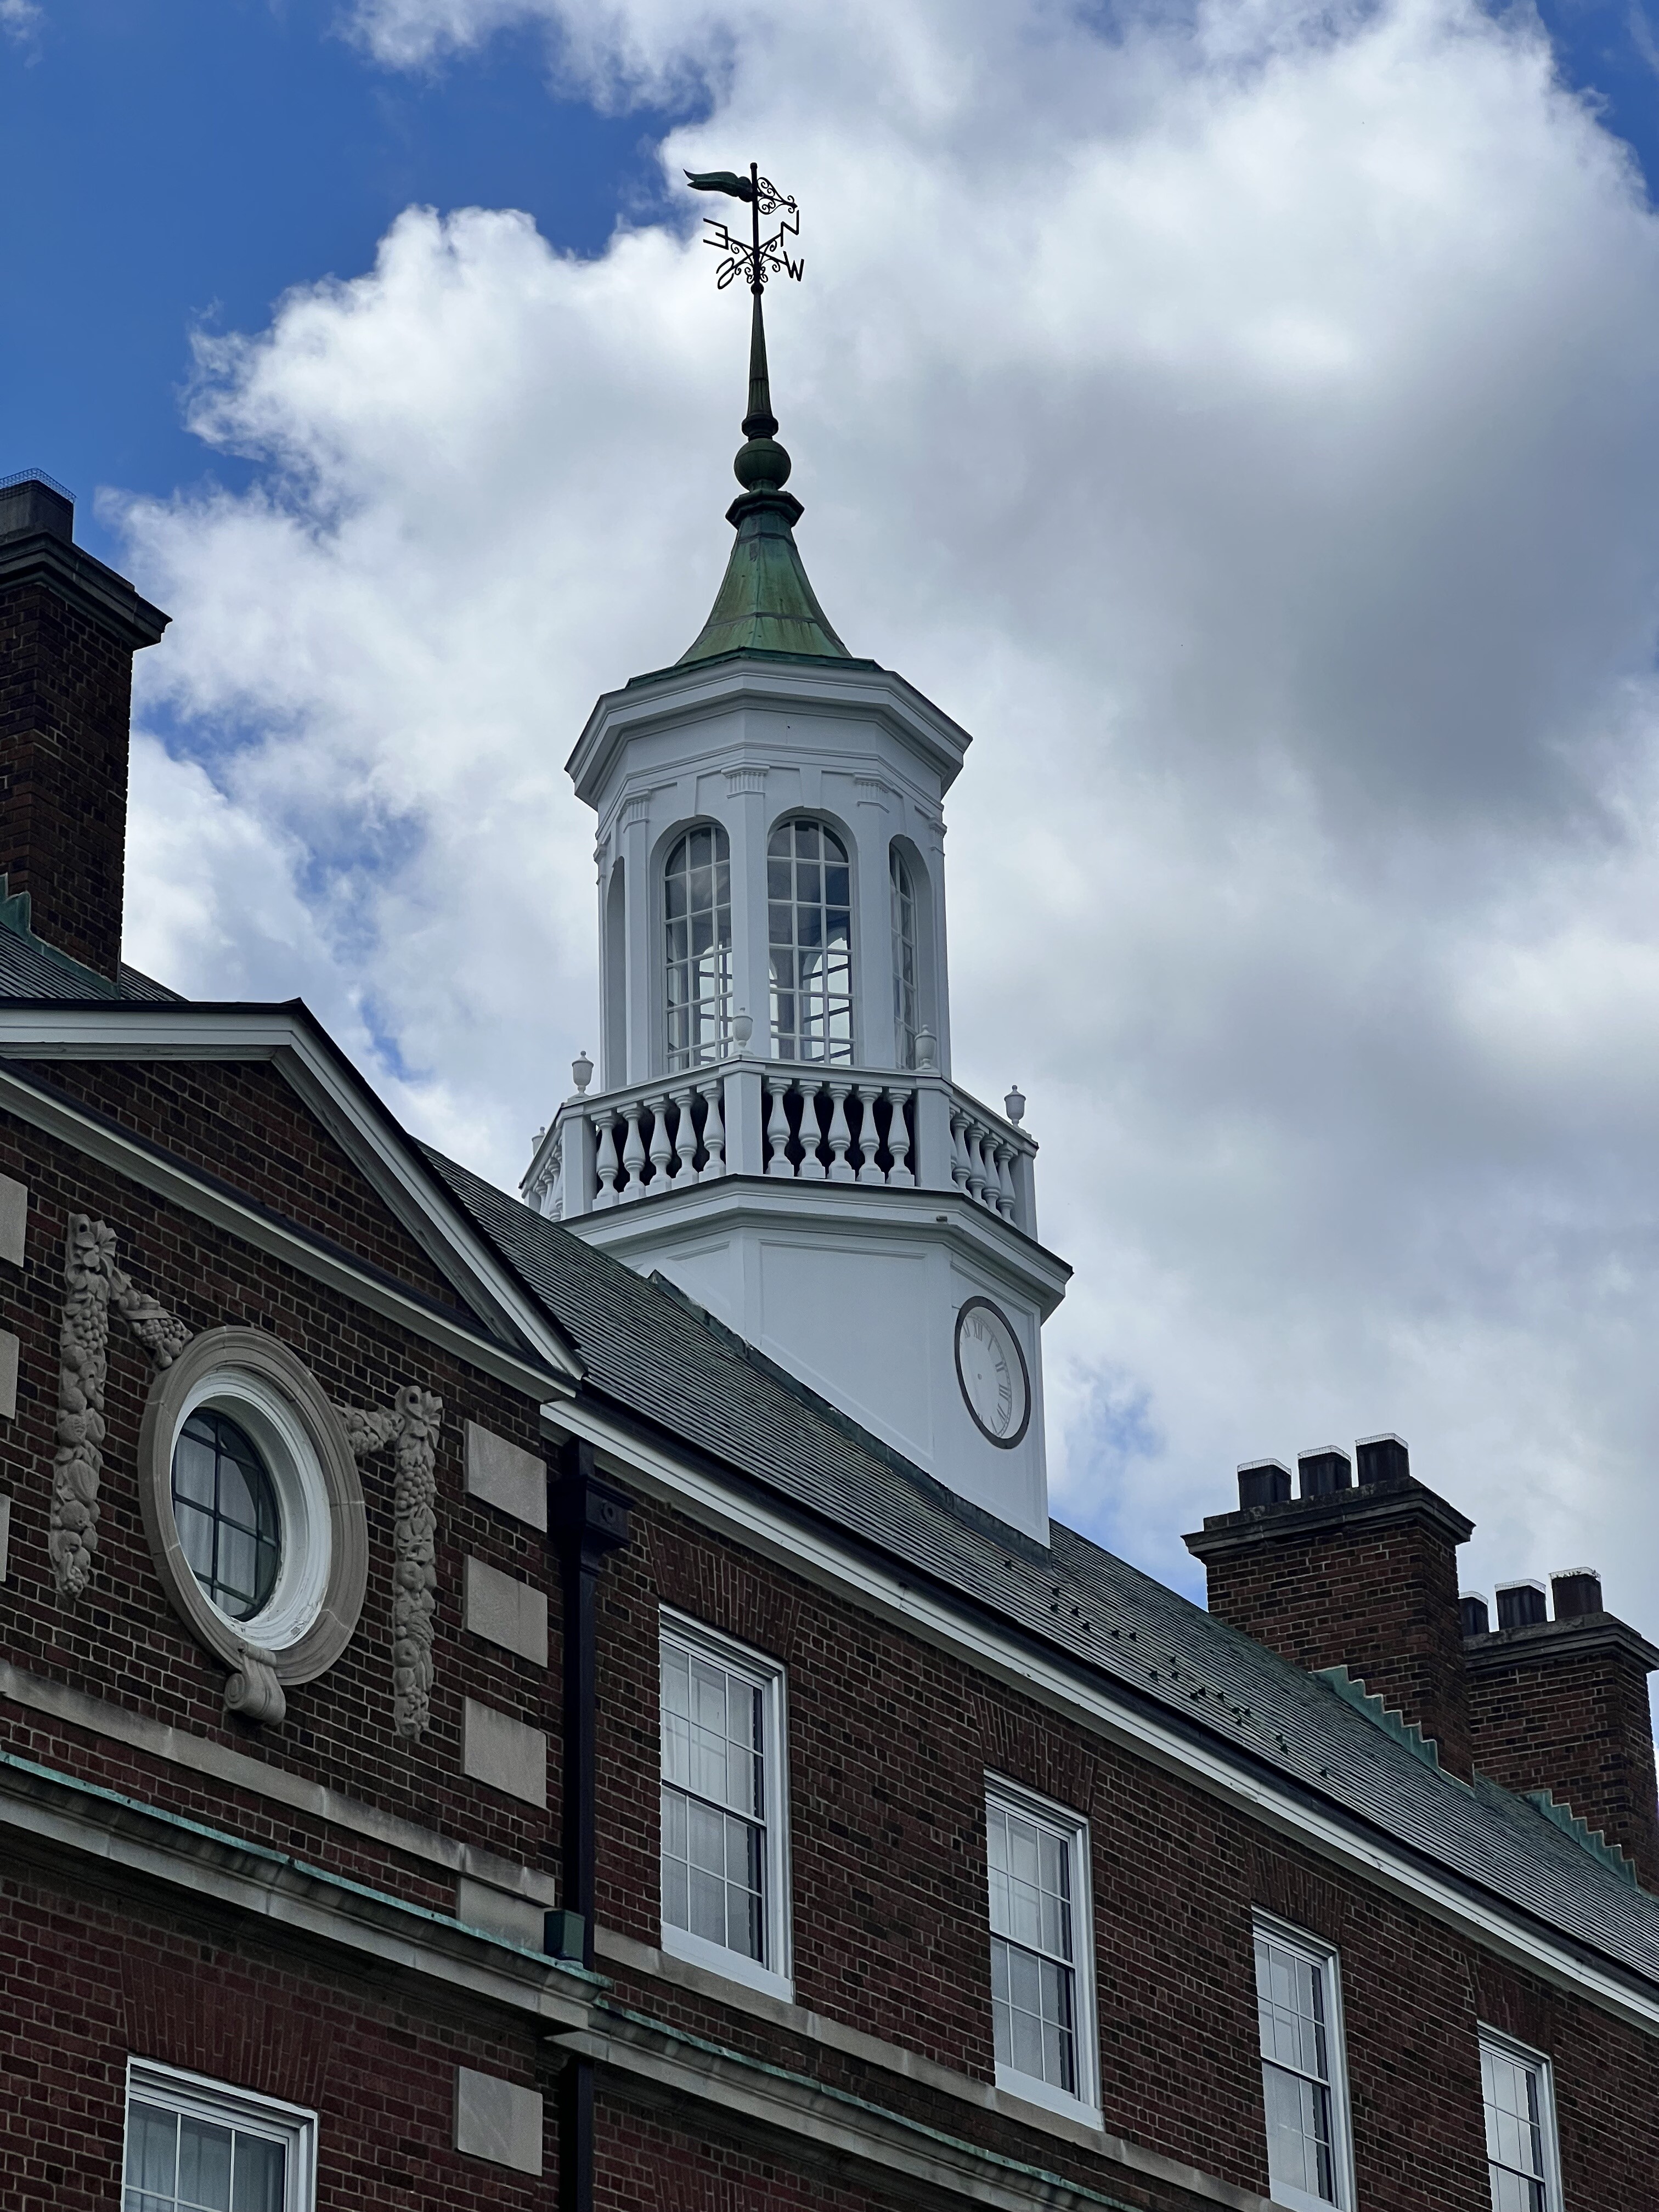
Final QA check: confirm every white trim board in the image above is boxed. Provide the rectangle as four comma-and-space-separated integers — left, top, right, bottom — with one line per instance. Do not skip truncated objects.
0, 1006, 581, 1387
0, 1051, 572, 1400
549, 1397, 1659, 2042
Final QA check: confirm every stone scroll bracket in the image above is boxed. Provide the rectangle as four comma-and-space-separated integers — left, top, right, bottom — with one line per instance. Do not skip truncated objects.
338, 1385, 444, 1741
53, 1214, 192, 1600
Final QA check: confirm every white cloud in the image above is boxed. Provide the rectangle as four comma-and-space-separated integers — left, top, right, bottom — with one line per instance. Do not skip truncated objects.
0, 0, 43, 48
115, 0, 1659, 1638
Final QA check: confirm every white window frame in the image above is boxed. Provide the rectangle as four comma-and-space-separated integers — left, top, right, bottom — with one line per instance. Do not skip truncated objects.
658, 1608, 792, 2002
123, 2058, 317, 2212
1479, 2026, 1564, 2212
1252, 1914, 1357, 2212
985, 1774, 1100, 2126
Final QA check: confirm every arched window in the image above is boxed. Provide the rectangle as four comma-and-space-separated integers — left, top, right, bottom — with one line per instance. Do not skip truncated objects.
664, 824, 732, 1071
890, 847, 918, 1069
768, 819, 854, 1062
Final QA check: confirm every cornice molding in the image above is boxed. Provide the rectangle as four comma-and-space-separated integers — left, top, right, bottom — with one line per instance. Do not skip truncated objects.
560, 2004, 1277, 2212
1184, 1476, 1474, 1561
0, 1745, 594, 2027
1465, 1612, 1659, 1677
0, 528, 170, 651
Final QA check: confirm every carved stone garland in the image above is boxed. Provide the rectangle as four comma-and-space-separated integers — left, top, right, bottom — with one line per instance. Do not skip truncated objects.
337, 1385, 443, 1740
53, 1215, 193, 1599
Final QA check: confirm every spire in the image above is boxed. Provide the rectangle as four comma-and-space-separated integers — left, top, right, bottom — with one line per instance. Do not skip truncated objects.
679, 168, 849, 667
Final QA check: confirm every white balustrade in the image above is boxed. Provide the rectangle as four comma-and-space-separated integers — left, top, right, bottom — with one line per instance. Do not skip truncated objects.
542, 1059, 1036, 1234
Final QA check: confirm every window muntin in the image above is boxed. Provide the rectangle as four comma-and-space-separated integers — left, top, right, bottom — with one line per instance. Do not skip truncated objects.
768, 819, 854, 1063
124, 2062, 314, 2212
171, 1408, 282, 1623
1481, 2035, 1560, 2212
659, 1613, 789, 1996
890, 846, 918, 1070
985, 1781, 1097, 2120
1254, 1922, 1353, 2212
664, 824, 732, 1071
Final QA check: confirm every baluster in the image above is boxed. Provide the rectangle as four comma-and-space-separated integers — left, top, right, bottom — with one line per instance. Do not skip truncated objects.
965, 1122, 989, 1205
619, 1101, 648, 1201
646, 1094, 674, 1190
826, 1081, 855, 1182
854, 1081, 884, 1184
699, 1076, 726, 1180
546, 1135, 564, 1220
801, 1081, 830, 1180
765, 1077, 794, 1177
668, 1086, 697, 1181
950, 1105, 972, 1193
994, 1139, 1017, 1220
884, 1085, 914, 1187
594, 1114, 621, 1209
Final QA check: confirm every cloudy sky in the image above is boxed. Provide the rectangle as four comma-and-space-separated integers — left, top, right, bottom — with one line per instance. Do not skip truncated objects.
10, 0, 1659, 1628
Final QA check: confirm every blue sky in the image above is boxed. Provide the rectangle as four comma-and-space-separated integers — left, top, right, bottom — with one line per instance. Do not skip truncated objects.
12, 0, 1659, 1616
2, 0, 690, 567
4, 1, 1656, 572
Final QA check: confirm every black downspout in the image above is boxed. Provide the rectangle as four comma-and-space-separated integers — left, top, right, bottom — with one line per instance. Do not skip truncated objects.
549, 1434, 631, 2212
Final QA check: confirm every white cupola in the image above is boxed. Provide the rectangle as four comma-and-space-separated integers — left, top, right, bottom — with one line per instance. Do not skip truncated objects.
524, 263, 1069, 1544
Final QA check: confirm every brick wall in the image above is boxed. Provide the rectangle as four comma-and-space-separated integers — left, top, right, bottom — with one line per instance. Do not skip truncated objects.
1186, 1481, 1475, 1776
0, 1867, 557, 2211
595, 1493, 1659, 2211
0, 1096, 561, 1905
0, 582, 134, 980
1468, 1624, 1659, 1887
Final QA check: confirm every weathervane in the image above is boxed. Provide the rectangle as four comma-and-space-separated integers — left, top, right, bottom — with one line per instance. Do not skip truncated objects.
686, 162, 803, 293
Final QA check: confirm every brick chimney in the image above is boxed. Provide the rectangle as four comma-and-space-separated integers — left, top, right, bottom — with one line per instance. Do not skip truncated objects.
1184, 1435, 1475, 1778
1464, 1568, 1659, 1889
0, 472, 169, 980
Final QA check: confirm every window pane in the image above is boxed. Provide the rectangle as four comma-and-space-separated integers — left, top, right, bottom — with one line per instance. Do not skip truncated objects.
1256, 1935, 1330, 2084
126, 2106, 179, 2196
663, 823, 732, 1069
171, 1413, 282, 1626
660, 1632, 773, 1969
1482, 2044, 1549, 2212
770, 819, 855, 1062
177, 2115, 234, 2211
1256, 1934, 1341, 2205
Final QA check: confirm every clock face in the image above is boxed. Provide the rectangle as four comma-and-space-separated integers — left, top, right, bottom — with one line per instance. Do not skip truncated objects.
954, 1298, 1031, 1448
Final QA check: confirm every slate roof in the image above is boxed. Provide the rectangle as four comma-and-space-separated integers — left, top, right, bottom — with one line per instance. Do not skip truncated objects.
428, 1147, 1659, 2001
0, 920, 179, 1003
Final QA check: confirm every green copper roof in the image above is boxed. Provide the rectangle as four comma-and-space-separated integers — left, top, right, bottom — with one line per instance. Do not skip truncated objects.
679, 291, 850, 666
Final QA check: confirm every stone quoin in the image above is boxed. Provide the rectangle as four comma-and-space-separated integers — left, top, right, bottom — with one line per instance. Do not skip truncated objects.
0, 253, 1655, 2212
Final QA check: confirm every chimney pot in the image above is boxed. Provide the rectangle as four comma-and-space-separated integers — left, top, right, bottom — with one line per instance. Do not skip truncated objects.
1459, 1592, 1491, 1638
1355, 1432, 1410, 1486
1296, 1446, 1352, 1500
0, 470, 74, 545
1236, 1459, 1291, 1509
1496, 1579, 1549, 1632
1550, 1568, 1603, 1621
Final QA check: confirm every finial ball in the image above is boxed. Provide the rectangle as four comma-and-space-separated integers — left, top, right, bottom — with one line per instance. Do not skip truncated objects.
734, 435, 792, 493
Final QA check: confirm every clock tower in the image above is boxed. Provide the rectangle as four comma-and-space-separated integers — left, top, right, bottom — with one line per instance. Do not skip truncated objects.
523, 238, 1069, 1543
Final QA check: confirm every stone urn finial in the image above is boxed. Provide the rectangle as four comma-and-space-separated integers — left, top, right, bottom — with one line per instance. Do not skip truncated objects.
572, 1049, 594, 1097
